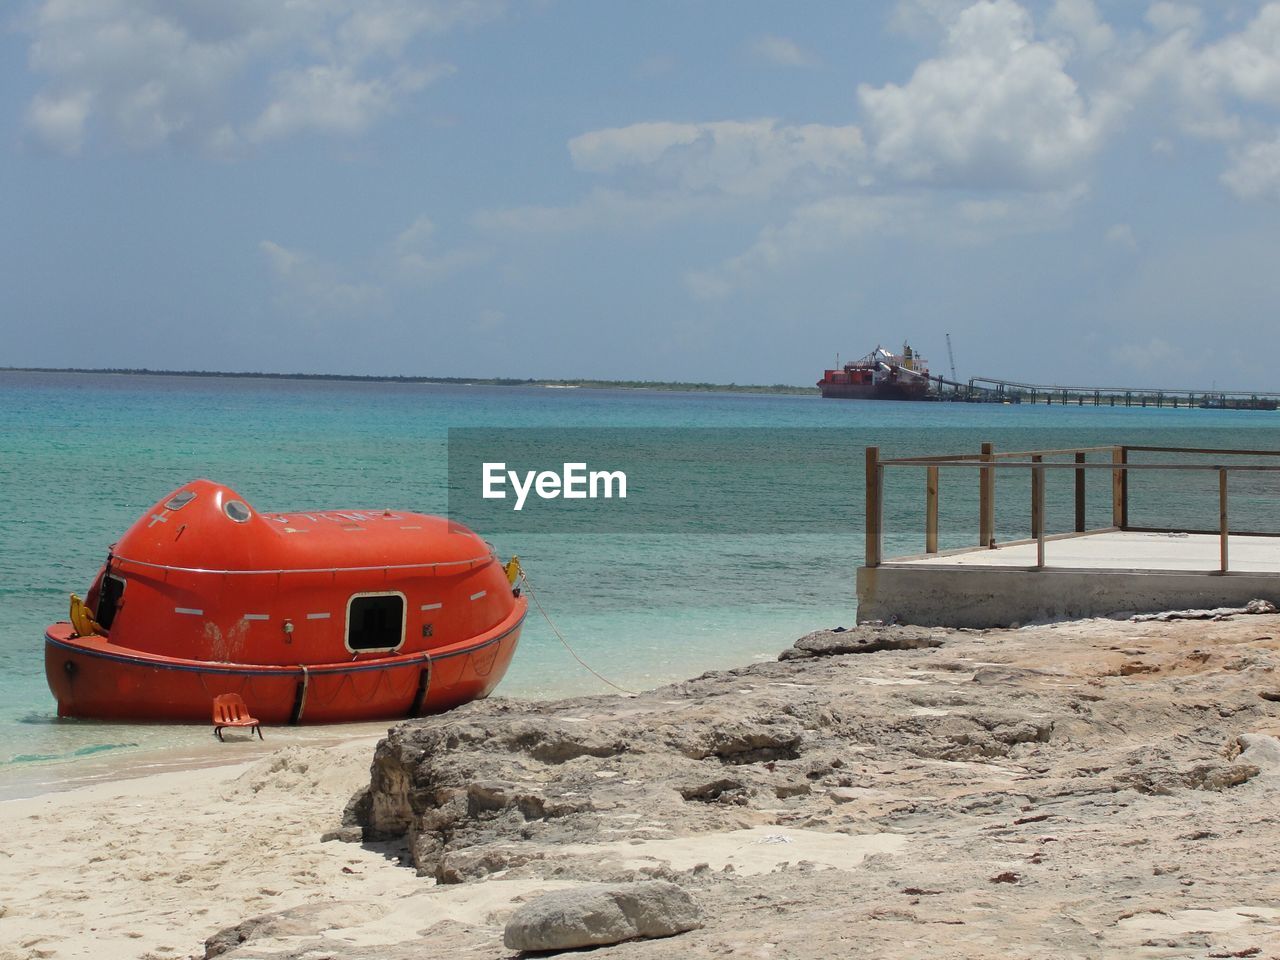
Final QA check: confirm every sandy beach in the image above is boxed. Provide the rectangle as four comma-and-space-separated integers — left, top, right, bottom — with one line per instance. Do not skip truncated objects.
5, 613, 1280, 959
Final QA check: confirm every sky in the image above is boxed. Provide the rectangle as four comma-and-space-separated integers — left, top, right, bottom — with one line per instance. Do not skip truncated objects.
3, 0, 1280, 388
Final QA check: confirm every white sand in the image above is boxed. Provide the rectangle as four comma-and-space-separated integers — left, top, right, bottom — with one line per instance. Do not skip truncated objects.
3, 739, 862, 959
0, 738, 419, 960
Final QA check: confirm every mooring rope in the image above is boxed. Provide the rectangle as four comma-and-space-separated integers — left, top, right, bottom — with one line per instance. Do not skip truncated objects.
518, 569, 637, 697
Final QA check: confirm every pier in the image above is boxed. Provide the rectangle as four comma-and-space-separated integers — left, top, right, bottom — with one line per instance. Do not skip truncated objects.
818, 345, 1277, 409
954, 376, 1279, 410
857, 443, 1280, 627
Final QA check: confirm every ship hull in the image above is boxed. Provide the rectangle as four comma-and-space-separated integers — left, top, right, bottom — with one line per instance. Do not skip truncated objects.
818, 382, 930, 401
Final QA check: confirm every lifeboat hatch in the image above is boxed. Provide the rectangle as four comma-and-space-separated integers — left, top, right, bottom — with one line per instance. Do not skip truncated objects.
345, 592, 406, 653
96, 574, 125, 630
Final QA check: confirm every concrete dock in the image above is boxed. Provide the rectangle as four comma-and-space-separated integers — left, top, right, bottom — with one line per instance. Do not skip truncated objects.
857, 531, 1280, 627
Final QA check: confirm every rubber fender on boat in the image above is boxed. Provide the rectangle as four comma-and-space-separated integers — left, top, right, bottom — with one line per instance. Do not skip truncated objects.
68, 593, 103, 638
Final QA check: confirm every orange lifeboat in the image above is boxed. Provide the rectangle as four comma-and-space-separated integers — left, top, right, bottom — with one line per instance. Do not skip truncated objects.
44, 480, 526, 724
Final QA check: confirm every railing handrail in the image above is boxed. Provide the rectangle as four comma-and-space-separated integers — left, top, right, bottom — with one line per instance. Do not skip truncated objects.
882, 460, 1280, 472
865, 443, 1269, 576
884, 445, 1116, 464
883, 444, 1280, 466
1123, 445, 1280, 456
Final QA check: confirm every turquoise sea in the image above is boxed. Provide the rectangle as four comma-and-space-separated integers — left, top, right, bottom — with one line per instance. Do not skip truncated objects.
2, 370, 1277, 784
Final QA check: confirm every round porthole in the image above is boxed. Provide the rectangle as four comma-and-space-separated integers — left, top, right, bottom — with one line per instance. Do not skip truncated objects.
224, 499, 252, 523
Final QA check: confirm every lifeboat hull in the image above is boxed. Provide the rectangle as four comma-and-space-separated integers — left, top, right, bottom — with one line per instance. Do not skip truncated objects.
44, 603, 524, 725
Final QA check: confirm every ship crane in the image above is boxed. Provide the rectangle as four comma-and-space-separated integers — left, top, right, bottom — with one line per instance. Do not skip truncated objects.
946, 333, 958, 381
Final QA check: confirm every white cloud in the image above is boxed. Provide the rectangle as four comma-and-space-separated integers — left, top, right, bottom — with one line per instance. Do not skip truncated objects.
1124, 4, 1280, 144
21, 0, 494, 154
259, 239, 304, 276
1108, 336, 1183, 376
1046, 0, 1114, 57
259, 240, 385, 318
749, 36, 820, 68
1196, 4, 1280, 108
391, 216, 487, 283
1222, 134, 1280, 199
887, 0, 973, 41
1105, 222, 1138, 251
567, 120, 865, 197
687, 184, 1087, 299
1145, 2, 1204, 36
335, 0, 503, 61
686, 196, 902, 300
859, 0, 1112, 188
248, 63, 450, 142
260, 215, 484, 315
476, 120, 866, 237
475, 188, 722, 235
25, 89, 92, 155
395, 216, 438, 252
480, 0, 1280, 297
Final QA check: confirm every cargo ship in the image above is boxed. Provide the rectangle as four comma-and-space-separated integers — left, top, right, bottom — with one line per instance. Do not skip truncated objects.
818, 344, 932, 401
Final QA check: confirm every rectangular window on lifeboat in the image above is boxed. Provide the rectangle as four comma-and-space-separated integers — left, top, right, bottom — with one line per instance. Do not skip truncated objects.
346, 593, 406, 652
97, 575, 126, 630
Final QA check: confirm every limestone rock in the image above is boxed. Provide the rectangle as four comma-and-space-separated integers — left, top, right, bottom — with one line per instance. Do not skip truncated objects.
502, 881, 701, 952
341, 784, 371, 828
1132, 599, 1277, 622
1236, 734, 1280, 772
205, 902, 371, 958
781, 625, 946, 660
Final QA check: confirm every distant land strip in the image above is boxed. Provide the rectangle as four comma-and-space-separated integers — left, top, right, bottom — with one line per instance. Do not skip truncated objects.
2, 366, 817, 396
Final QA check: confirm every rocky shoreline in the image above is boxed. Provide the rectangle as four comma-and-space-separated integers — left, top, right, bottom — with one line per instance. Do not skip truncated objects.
225, 615, 1280, 958
6, 614, 1280, 959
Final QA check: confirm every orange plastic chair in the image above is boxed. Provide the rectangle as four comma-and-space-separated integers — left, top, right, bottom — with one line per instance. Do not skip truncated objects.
212, 693, 263, 741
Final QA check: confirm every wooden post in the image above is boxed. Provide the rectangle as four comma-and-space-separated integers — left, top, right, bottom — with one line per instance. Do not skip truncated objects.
980, 441, 995, 548
1220, 467, 1229, 574
1111, 446, 1128, 529
866, 447, 882, 568
1032, 457, 1046, 569
1074, 451, 1086, 532
926, 466, 939, 554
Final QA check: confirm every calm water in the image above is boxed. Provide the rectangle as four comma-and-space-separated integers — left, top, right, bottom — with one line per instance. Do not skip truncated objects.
2, 370, 1277, 779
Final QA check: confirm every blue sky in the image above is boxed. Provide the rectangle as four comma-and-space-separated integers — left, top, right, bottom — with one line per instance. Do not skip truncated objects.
3, 1, 1280, 387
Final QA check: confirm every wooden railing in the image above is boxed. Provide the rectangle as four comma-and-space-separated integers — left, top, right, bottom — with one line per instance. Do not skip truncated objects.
865, 444, 1280, 573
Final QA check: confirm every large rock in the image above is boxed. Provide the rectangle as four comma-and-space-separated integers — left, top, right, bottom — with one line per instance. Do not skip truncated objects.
353, 693, 808, 882
779, 625, 946, 660
205, 903, 371, 958
503, 881, 701, 952
1237, 733, 1280, 772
